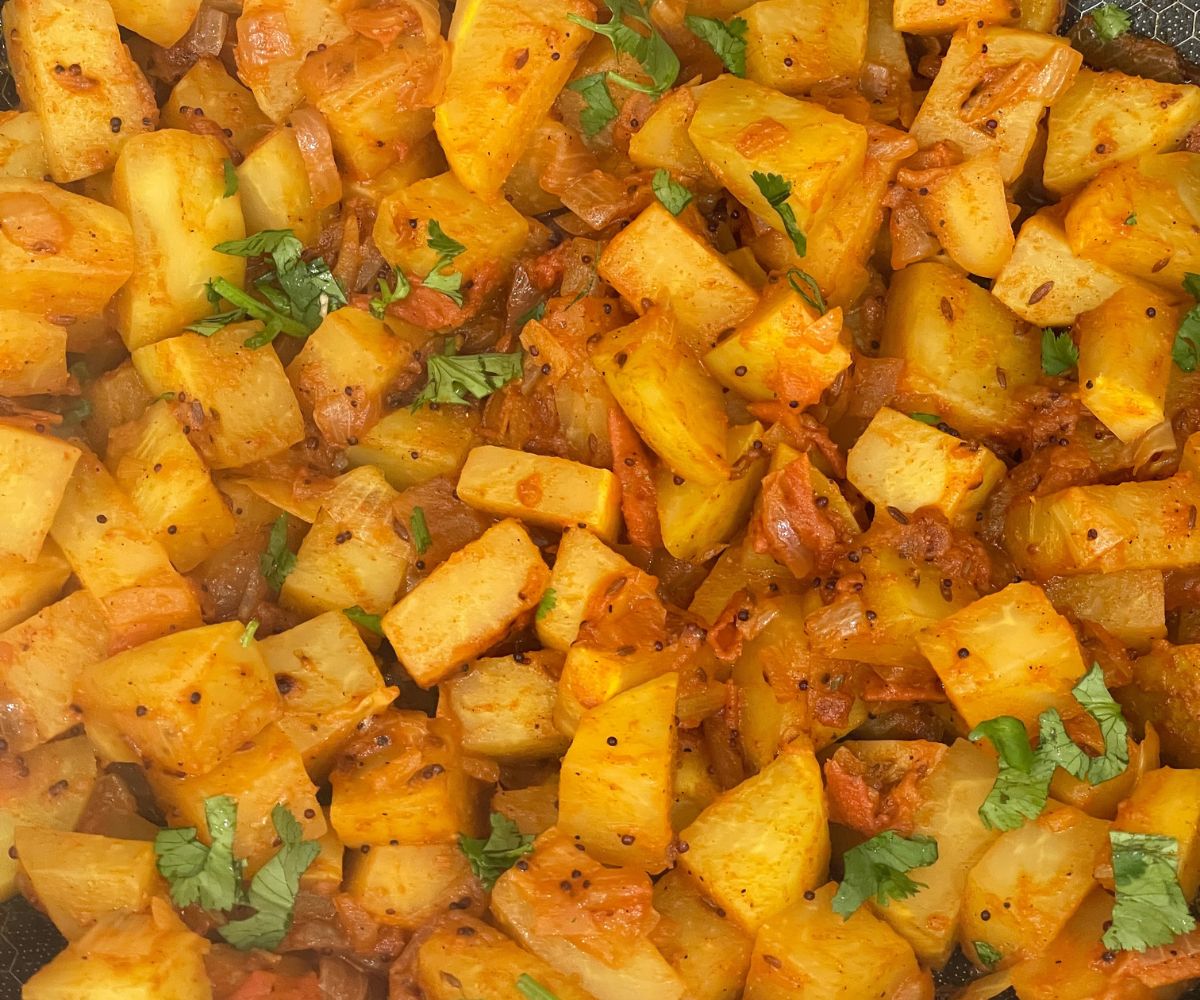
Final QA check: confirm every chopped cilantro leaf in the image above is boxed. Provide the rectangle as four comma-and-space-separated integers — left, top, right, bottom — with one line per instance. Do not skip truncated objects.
568, 73, 620, 137
260, 515, 297, 592
969, 715, 1054, 830
684, 15, 747, 76
1173, 273, 1200, 372
1040, 327, 1078, 376
516, 975, 559, 1000
909, 412, 941, 425
222, 159, 238, 198
652, 169, 693, 215
410, 507, 432, 556
1092, 4, 1132, 41
427, 220, 466, 260
422, 221, 467, 305
567, 0, 680, 97
536, 588, 558, 621
239, 619, 259, 647
459, 812, 536, 890
974, 940, 1003, 968
1125, 212, 1137, 226
370, 272, 411, 319
343, 605, 384, 635
517, 300, 547, 327
154, 795, 242, 912
831, 830, 939, 918
1104, 831, 1197, 952
1039, 663, 1129, 785
787, 268, 826, 314
751, 171, 807, 257
413, 344, 524, 409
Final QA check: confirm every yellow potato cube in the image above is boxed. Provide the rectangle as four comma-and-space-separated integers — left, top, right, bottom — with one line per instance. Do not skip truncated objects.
345, 842, 477, 928
688, 538, 790, 626
345, 403, 480, 490
554, 642, 678, 737
960, 805, 1109, 968
235, 125, 320, 245
111, 130, 246, 351
655, 422, 769, 560
130, 323, 305, 469
591, 310, 729, 485
535, 527, 633, 651
107, 0, 200, 47
257, 611, 397, 781
910, 28, 1080, 183
688, 75, 868, 246
627, 87, 709, 181
1118, 643, 1200, 769
14, 828, 158, 941
0, 310, 69, 396
457, 445, 622, 543
0, 178, 134, 315
76, 621, 282, 776
106, 400, 237, 573
845, 406, 1006, 524
162, 57, 272, 158
151, 723, 325, 873
439, 651, 569, 762
893, 0, 1015, 33
280, 466, 410, 618
3, 0, 156, 182
436, 0, 592, 195
374, 171, 530, 282
0, 110, 48, 179
595, 201, 756, 356
383, 519, 550, 687
0, 540, 70, 632
1066, 151, 1200, 290
704, 286, 850, 406
742, 0, 867, 94
992, 209, 1125, 326
744, 882, 929, 1000
559, 673, 678, 872
0, 423, 79, 562
917, 582, 1087, 731
680, 738, 830, 931
0, 590, 109, 752
1113, 767, 1200, 899
1043, 570, 1166, 651
1045, 69, 1200, 195
914, 156, 1015, 278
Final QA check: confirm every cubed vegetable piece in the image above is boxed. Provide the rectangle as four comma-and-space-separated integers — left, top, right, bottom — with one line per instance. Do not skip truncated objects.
741, 0, 867, 94
881, 262, 1038, 437
559, 673, 678, 872
688, 75, 868, 247
329, 711, 482, 847
688, 539, 790, 626
596, 202, 756, 356
76, 621, 282, 775
417, 916, 597, 1000
233, 0, 352, 122
704, 286, 850, 406
989, 209, 1126, 326
917, 582, 1087, 731
680, 738, 829, 931
345, 842, 477, 928
1118, 642, 1200, 769
3, 0, 156, 182
1112, 767, 1200, 899
1066, 152, 1200, 290
22, 901, 210, 1000
1043, 570, 1166, 651
280, 466, 409, 618
910, 28, 1080, 183
870, 739, 1000, 965
300, 32, 445, 181
894, 0, 1016, 32
439, 651, 569, 762
107, 0, 199, 46
0, 178, 134, 315
436, 0, 591, 195
650, 869, 753, 1000
0, 310, 68, 396
591, 310, 729, 485
492, 779, 559, 837
960, 805, 1109, 968
151, 723, 325, 873
80, 360, 153, 457
0, 736, 96, 900
374, 171, 530, 282
106, 400, 237, 573
913, 156, 1015, 277
345, 403, 479, 490
536, 527, 633, 651
1045, 69, 1200, 195
0, 110, 48, 179
111, 130, 245, 351
744, 882, 929, 1000
655, 422, 769, 560
257, 611, 397, 781
14, 828, 158, 940
130, 323, 305, 469
382, 519, 550, 688
0, 423, 79, 562
287, 308, 419, 447
846, 406, 1006, 524
627, 87, 709, 181
1004, 475, 1200, 577
457, 445, 622, 542
491, 833, 688, 1000
161, 57, 272, 157
235, 125, 320, 245
48, 450, 201, 648
0, 591, 109, 752
0, 540, 69, 632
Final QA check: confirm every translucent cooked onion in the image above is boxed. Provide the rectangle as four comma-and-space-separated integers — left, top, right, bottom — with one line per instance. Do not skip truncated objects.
289, 107, 343, 211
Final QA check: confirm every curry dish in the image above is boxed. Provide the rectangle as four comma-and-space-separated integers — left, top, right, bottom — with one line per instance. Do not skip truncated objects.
2, 0, 1200, 997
